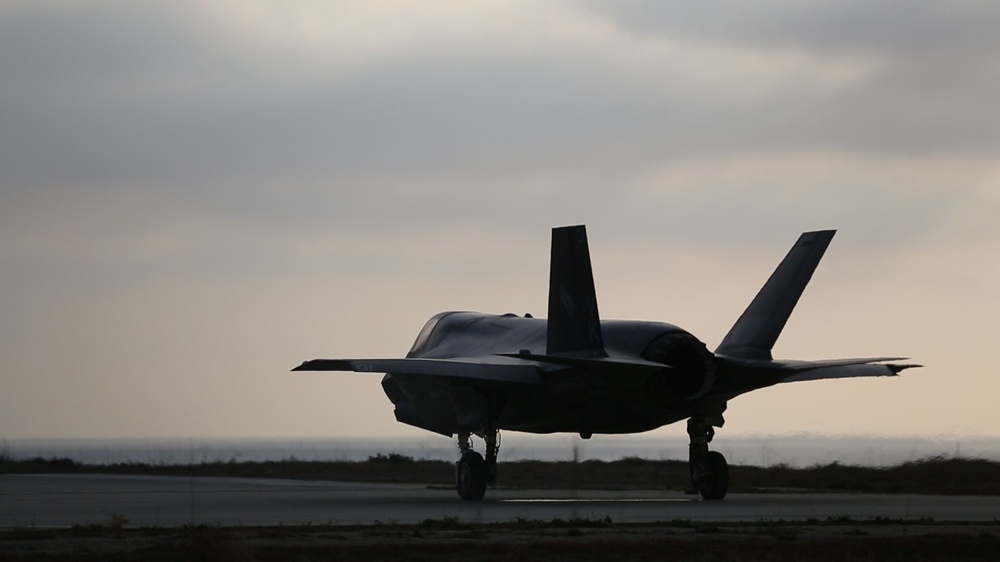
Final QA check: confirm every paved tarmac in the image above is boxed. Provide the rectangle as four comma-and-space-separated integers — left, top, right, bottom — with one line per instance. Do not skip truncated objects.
3, 474, 999, 528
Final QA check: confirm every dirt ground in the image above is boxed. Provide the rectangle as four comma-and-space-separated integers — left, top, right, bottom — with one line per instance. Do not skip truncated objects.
4, 521, 1000, 561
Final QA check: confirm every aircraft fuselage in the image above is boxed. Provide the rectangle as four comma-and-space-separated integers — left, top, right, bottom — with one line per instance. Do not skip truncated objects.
382, 311, 732, 436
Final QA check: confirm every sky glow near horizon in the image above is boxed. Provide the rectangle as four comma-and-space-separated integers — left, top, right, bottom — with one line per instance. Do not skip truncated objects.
1, 1, 998, 443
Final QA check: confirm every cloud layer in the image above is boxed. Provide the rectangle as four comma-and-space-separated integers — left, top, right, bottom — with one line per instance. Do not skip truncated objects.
1, 1, 998, 440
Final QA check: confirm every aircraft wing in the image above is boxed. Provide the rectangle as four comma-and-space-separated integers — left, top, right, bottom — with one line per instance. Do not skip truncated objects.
774, 357, 921, 383
293, 357, 544, 385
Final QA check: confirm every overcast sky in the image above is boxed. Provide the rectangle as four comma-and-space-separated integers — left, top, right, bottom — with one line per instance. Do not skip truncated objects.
2, 1, 998, 444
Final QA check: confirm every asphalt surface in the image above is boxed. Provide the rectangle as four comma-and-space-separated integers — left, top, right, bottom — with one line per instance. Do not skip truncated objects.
3, 474, 999, 528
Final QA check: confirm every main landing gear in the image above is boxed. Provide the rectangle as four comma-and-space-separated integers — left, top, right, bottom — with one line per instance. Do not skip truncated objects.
455, 429, 499, 501
687, 415, 728, 500
453, 421, 728, 501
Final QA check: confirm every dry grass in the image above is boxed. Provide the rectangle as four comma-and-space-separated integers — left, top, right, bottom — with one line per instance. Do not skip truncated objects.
3, 454, 1000, 495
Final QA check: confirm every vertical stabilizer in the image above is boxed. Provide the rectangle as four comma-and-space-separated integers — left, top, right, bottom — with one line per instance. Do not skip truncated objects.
715, 230, 836, 360
547, 225, 607, 357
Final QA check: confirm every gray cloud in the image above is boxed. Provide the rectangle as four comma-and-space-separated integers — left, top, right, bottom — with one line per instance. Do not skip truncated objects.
583, 1, 1000, 151
582, 1, 1000, 56
6, 1, 997, 199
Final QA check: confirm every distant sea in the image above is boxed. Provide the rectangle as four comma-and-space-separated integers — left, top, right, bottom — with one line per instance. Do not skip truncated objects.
4, 434, 999, 468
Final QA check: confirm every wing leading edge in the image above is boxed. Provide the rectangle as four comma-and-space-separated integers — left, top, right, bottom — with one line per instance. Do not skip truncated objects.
293, 357, 544, 385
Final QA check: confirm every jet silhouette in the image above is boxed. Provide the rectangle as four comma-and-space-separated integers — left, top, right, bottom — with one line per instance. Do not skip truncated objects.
295, 226, 918, 500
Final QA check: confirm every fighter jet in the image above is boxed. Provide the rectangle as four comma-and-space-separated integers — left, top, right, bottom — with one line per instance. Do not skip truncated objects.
294, 226, 918, 500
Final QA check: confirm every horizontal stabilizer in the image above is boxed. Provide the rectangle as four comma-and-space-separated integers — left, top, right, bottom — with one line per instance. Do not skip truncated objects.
293, 357, 543, 385
713, 356, 921, 383
716, 230, 835, 360
779, 358, 921, 383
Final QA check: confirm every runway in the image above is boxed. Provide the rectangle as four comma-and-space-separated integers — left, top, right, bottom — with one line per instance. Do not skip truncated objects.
3, 474, 999, 528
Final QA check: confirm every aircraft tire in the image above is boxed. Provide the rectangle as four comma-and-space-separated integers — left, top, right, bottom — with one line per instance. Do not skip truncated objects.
697, 450, 729, 500
456, 451, 488, 501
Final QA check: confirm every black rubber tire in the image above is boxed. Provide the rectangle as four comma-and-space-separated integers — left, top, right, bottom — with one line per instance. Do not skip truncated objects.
698, 450, 729, 500
455, 451, 487, 501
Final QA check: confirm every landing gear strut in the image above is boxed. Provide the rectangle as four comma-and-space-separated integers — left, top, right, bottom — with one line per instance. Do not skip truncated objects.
455, 429, 500, 501
687, 415, 728, 500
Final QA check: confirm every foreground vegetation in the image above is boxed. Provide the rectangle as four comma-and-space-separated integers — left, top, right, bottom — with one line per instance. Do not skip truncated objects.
3, 453, 1000, 495
2, 516, 999, 561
